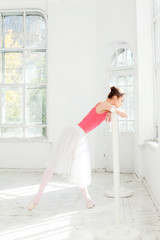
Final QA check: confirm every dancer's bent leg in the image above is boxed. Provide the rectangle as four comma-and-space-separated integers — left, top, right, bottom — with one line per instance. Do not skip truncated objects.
79, 187, 95, 209
28, 167, 54, 211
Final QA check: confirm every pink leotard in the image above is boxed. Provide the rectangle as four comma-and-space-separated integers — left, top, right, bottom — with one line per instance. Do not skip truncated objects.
78, 102, 107, 134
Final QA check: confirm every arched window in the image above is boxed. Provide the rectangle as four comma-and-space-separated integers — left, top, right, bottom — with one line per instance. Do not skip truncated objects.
109, 43, 135, 132
0, 10, 47, 139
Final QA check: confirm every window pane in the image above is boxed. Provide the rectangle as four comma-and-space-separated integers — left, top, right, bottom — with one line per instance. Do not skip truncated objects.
127, 86, 134, 120
153, 0, 159, 15
118, 75, 126, 86
2, 88, 23, 123
5, 52, 23, 83
3, 15, 23, 48
118, 86, 126, 116
2, 127, 23, 138
0, 53, 2, 83
154, 69, 159, 127
127, 75, 134, 85
127, 122, 134, 132
0, 11, 47, 139
117, 48, 125, 67
111, 53, 116, 67
26, 15, 46, 48
26, 127, 47, 138
154, 20, 160, 65
109, 46, 134, 133
26, 51, 46, 83
26, 87, 46, 124
126, 49, 134, 66
0, 16, 1, 48
119, 121, 126, 132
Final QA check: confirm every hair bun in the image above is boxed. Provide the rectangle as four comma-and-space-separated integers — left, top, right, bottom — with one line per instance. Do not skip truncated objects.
108, 86, 125, 99
110, 86, 117, 91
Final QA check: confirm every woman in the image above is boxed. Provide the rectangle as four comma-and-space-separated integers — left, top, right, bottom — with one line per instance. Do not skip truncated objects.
28, 86, 127, 210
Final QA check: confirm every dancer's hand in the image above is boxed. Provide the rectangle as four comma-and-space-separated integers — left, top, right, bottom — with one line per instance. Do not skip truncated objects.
105, 112, 111, 122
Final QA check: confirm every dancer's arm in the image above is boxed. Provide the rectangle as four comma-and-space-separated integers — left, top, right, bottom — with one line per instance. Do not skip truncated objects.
114, 108, 128, 118
102, 102, 128, 118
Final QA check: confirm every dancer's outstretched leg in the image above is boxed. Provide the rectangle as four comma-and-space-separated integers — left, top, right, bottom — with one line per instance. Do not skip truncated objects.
80, 187, 95, 209
28, 167, 54, 211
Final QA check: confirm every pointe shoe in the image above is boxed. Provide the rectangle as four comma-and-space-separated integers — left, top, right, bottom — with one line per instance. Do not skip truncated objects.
28, 201, 37, 211
86, 199, 95, 209
87, 202, 95, 209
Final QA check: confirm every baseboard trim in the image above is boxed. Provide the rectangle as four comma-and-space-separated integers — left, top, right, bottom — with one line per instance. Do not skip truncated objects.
142, 178, 160, 212
0, 167, 110, 173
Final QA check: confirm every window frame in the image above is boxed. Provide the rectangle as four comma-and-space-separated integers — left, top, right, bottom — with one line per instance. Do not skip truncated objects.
0, 9, 48, 142
152, 1, 160, 141
108, 43, 135, 133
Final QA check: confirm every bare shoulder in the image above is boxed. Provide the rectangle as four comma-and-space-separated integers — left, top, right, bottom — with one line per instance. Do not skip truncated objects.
95, 101, 109, 114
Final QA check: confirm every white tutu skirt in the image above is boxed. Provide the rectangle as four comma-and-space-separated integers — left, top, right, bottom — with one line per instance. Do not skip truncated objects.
48, 124, 91, 188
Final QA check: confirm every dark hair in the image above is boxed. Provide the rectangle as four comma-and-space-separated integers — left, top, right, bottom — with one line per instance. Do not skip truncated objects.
108, 86, 125, 99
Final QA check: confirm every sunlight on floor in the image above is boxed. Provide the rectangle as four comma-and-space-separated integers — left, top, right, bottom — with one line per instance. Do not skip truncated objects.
0, 211, 79, 240
1, 172, 159, 240
0, 181, 76, 199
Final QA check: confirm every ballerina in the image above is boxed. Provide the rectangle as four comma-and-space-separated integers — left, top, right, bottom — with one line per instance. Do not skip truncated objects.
28, 86, 127, 210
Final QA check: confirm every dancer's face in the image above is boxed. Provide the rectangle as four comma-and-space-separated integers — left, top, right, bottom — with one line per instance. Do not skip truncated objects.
113, 95, 124, 108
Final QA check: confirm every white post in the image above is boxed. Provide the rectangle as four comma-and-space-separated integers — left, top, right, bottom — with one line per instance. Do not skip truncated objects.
95, 113, 141, 240
112, 113, 120, 228
105, 113, 134, 199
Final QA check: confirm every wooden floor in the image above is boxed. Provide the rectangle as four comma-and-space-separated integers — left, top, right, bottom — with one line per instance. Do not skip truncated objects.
0, 171, 160, 240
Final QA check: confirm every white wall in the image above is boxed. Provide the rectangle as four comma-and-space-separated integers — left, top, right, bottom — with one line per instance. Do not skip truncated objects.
135, 0, 160, 207
135, 0, 155, 178
143, 145, 160, 206
0, 0, 137, 172
0, 0, 48, 12
0, 0, 49, 168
